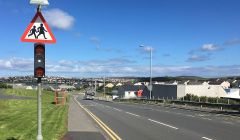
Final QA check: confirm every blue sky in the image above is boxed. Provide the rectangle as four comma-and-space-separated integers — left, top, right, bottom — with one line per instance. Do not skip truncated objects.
1, 0, 240, 77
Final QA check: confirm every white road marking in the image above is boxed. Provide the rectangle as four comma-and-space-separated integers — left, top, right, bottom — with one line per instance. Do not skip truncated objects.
186, 115, 195, 118
202, 136, 213, 140
148, 119, 179, 130
223, 121, 233, 125
104, 105, 111, 108
82, 105, 96, 107
125, 112, 140, 117
113, 108, 122, 112
202, 118, 212, 121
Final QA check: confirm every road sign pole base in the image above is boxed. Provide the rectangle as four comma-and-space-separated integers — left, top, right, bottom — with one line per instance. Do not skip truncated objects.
37, 135, 43, 140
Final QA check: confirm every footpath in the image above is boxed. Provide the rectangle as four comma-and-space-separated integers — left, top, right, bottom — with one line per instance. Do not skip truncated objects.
62, 95, 106, 140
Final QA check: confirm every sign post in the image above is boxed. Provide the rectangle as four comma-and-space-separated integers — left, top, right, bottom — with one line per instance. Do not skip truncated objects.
37, 77, 43, 140
34, 42, 45, 140
21, 1, 56, 140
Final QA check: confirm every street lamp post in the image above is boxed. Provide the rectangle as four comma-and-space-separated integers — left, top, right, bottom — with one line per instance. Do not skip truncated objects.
139, 45, 153, 99
104, 76, 106, 98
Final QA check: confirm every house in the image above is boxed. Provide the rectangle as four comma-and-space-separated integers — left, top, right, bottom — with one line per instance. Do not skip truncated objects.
220, 81, 231, 89
26, 86, 33, 90
117, 83, 233, 99
223, 88, 240, 99
152, 84, 179, 99
117, 85, 149, 99
105, 83, 114, 88
116, 83, 123, 87
59, 85, 76, 91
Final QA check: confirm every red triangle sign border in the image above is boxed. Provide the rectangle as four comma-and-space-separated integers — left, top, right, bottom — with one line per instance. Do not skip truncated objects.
21, 11, 56, 44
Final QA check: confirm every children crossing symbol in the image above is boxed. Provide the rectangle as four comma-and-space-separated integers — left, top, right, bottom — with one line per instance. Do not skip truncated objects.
21, 11, 56, 44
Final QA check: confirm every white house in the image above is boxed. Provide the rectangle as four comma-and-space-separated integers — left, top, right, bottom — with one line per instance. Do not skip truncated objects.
223, 88, 240, 99
105, 83, 114, 88
26, 86, 33, 90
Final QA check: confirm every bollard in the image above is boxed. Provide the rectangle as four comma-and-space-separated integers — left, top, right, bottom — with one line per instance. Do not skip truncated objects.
220, 106, 223, 111
200, 105, 203, 108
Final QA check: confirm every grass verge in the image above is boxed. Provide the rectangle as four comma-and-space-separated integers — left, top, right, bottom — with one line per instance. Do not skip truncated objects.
0, 89, 68, 140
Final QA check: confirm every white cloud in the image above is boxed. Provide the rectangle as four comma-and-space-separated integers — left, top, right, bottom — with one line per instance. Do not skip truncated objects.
187, 54, 210, 62
201, 44, 219, 52
90, 37, 101, 49
223, 38, 240, 46
1, 57, 240, 77
43, 9, 75, 30
0, 58, 33, 71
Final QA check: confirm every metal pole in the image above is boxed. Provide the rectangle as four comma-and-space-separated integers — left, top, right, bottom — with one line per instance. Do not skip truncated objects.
95, 80, 97, 94
150, 48, 152, 99
104, 76, 106, 98
37, 5, 43, 139
37, 78, 43, 140
37, 5, 41, 12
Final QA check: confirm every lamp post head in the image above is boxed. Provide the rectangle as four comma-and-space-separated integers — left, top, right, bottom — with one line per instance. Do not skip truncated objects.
30, 0, 49, 6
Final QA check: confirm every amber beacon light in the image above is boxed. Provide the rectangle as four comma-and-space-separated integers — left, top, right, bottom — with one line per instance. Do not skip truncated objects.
34, 43, 45, 78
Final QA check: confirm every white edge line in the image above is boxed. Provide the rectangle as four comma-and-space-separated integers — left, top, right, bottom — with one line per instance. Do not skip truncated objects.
125, 112, 140, 117
148, 119, 179, 130
113, 108, 122, 112
202, 136, 213, 140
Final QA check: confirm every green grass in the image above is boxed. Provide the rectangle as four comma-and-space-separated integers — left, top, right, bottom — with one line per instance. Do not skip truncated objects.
0, 89, 68, 140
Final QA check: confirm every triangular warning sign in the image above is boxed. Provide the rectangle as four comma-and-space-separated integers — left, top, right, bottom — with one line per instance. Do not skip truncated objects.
21, 11, 56, 44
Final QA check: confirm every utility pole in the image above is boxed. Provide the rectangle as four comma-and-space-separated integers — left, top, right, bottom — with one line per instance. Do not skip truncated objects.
139, 45, 153, 99
95, 80, 97, 94
150, 47, 152, 100
104, 76, 106, 98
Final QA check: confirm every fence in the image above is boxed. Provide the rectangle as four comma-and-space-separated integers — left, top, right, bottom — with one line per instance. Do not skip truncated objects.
113, 98, 240, 111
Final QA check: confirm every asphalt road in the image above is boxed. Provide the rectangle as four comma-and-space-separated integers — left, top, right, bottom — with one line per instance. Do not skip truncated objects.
76, 96, 240, 140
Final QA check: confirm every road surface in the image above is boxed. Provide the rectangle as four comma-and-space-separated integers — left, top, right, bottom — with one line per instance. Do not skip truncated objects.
75, 96, 240, 140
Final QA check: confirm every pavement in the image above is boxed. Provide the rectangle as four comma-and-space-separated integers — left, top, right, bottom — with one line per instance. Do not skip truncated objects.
62, 95, 107, 140
75, 95, 240, 140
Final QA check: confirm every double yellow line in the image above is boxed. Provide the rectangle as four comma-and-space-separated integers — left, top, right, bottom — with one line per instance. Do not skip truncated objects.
74, 97, 122, 140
